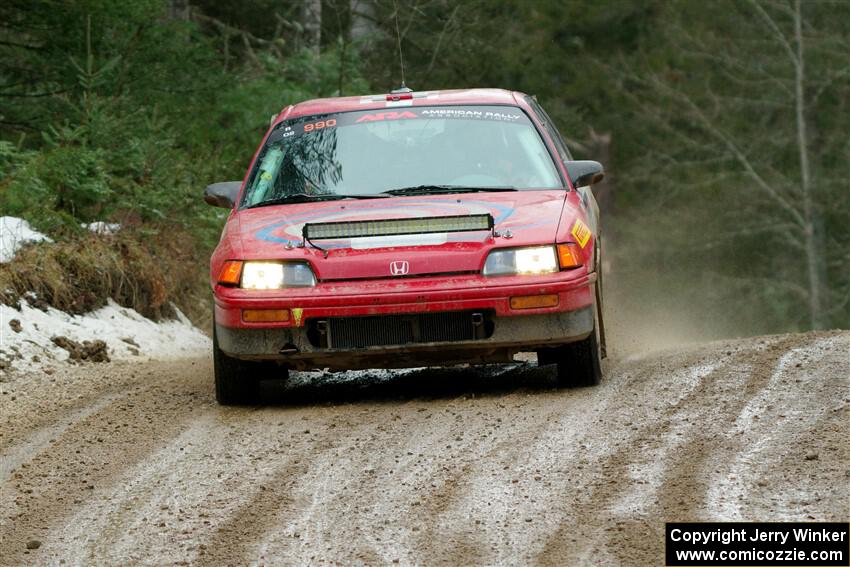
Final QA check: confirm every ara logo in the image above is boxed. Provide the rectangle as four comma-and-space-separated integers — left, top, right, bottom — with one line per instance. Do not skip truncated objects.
389, 260, 410, 276
356, 111, 417, 123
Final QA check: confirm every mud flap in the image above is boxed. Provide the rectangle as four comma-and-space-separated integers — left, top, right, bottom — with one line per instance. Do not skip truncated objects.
596, 279, 607, 359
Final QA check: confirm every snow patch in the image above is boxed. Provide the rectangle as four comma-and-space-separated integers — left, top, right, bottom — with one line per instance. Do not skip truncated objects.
0, 216, 52, 263
82, 221, 121, 235
0, 299, 209, 371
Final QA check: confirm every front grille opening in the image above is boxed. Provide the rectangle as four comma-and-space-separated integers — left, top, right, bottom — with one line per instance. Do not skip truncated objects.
307, 310, 494, 349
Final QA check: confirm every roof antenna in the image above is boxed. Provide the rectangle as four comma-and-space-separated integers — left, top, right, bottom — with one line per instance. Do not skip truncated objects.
391, 0, 411, 93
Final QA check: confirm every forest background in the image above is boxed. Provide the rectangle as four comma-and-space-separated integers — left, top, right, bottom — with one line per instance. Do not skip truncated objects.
1, 0, 847, 340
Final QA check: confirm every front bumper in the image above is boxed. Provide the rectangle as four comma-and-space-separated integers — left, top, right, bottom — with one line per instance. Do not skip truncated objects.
214, 271, 595, 370
217, 307, 593, 370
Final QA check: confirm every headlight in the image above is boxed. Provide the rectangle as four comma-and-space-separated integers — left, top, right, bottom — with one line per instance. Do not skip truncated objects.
483, 246, 559, 276
241, 261, 316, 289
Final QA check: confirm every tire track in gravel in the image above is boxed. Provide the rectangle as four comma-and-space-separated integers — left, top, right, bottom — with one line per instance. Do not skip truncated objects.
413, 382, 611, 566
0, 392, 121, 481
0, 359, 213, 566
194, 407, 350, 566
0, 332, 846, 566
535, 334, 815, 566
527, 351, 712, 566
198, 365, 563, 566
206, 382, 535, 565
703, 334, 849, 521
0, 364, 158, 475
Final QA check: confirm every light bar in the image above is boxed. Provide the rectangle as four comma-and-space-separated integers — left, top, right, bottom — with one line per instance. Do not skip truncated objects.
303, 214, 494, 240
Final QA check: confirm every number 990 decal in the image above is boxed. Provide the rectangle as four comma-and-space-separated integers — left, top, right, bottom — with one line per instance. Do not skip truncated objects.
303, 118, 336, 133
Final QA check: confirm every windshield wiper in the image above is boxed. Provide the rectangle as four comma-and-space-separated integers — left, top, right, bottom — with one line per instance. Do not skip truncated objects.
245, 192, 388, 209
382, 185, 518, 196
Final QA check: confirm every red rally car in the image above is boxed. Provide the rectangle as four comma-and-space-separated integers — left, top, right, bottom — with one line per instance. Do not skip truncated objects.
205, 87, 606, 405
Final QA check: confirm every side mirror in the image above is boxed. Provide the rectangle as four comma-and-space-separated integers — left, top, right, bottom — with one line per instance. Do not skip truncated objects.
565, 160, 604, 188
203, 181, 241, 209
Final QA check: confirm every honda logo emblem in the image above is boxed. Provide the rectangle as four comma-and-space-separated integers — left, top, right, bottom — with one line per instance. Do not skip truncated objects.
389, 260, 409, 276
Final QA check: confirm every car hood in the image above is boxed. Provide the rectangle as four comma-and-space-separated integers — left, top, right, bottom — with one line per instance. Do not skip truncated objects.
230, 191, 572, 280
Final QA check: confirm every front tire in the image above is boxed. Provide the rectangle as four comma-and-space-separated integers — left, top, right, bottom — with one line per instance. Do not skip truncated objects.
537, 291, 603, 388
553, 322, 602, 387
213, 327, 264, 405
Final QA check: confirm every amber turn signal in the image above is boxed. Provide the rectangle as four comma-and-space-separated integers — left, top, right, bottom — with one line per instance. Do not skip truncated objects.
242, 309, 290, 323
510, 294, 559, 310
557, 243, 583, 269
218, 260, 243, 285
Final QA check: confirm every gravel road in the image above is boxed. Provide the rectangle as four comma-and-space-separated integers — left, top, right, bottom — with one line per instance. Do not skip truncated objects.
0, 331, 847, 566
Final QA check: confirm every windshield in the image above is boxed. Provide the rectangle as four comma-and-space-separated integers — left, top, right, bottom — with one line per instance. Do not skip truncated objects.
240, 105, 563, 208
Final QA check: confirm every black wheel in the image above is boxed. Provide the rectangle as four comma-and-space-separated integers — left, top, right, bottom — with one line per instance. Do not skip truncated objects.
538, 288, 603, 388
553, 320, 602, 387
213, 327, 267, 405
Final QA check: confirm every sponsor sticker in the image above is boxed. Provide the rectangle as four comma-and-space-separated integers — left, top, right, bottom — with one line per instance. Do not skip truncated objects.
571, 218, 592, 249
355, 111, 417, 123
266, 105, 529, 144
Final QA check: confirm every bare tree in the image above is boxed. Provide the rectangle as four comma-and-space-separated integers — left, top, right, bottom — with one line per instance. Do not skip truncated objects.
303, 0, 322, 54
614, 0, 848, 329
788, 0, 823, 328
168, 0, 189, 21
351, 0, 377, 41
